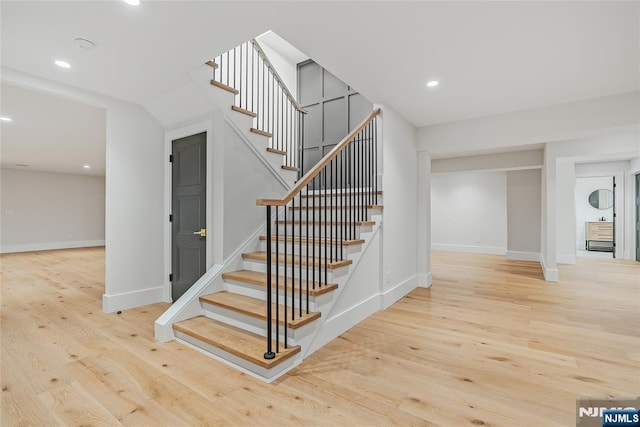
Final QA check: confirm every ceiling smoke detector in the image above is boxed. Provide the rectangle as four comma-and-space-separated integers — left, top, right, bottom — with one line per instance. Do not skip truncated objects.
75, 38, 95, 49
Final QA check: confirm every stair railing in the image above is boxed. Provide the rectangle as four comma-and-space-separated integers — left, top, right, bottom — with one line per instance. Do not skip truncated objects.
210, 39, 306, 173
256, 108, 381, 359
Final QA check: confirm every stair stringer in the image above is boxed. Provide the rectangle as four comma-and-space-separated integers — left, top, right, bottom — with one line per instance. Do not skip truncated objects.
297, 215, 385, 358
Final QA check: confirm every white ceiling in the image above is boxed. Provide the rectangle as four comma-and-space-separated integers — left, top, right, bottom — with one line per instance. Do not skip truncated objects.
0, 83, 106, 175
1, 1, 638, 129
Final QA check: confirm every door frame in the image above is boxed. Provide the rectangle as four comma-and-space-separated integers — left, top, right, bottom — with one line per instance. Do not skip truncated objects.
163, 115, 224, 302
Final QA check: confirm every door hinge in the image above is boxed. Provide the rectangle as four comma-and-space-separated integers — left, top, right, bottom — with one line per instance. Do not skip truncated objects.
169, 154, 173, 163
169, 273, 173, 282
169, 214, 173, 222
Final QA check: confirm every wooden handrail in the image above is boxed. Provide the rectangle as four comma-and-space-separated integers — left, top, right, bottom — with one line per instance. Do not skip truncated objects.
257, 108, 381, 206
251, 39, 307, 114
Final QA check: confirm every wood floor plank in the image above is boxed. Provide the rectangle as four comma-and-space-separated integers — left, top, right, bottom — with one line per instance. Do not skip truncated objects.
1, 247, 638, 426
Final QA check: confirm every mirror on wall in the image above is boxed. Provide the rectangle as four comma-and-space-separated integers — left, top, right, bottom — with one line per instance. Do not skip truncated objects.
588, 189, 613, 210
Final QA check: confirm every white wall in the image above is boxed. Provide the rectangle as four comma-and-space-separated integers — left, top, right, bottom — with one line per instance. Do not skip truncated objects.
222, 122, 288, 259
379, 104, 420, 294
556, 159, 576, 264
417, 151, 431, 287
255, 38, 302, 101
431, 171, 507, 255
0, 169, 105, 253
506, 169, 541, 261
418, 92, 639, 157
104, 103, 165, 312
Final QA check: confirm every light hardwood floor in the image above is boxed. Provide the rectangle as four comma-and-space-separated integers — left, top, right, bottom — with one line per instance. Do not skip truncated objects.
1, 248, 638, 426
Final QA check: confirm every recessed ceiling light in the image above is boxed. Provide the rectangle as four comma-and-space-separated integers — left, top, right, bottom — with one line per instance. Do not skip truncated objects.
83, 164, 91, 169
0, 116, 12, 122
54, 60, 71, 69
75, 38, 95, 49
426, 80, 439, 88
123, 0, 140, 5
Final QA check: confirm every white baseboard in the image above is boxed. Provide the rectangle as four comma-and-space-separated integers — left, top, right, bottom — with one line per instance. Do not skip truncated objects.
0, 240, 105, 254
417, 272, 432, 288
506, 251, 541, 262
540, 258, 559, 282
381, 275, 418, 309
556, 253, 576, 265
432, 243, 506, 255
102, 286, 164, 313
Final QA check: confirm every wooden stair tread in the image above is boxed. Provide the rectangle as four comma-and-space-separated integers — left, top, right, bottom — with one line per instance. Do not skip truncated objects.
281, 165, 299, 172
222, 269, 338, 297
242, 251, 352, 269
276, 220, 375, 226
266, 147, 286, 156
290, 205, 383, 210
259, 235, 364, 247
231, 105, 257, 117
250, 128, 273, 138
210, 80, 239, 95
301, 190, 383, 198
205, 60, 218, 69
173, 316, 299, 369
200, 291, 320, 329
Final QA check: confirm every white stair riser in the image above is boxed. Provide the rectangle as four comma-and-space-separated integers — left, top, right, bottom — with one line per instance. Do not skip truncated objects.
200, 304, 316, 343
264, 151, 285, 170
242, 259, 350, 282
276, 223, 372, 238
298, 195, 383, 207
258, 240, 362, 257
223, 280, 321, 312
174, 331, 299, 381
287, 210, 380, 222
279, 168, 298, 186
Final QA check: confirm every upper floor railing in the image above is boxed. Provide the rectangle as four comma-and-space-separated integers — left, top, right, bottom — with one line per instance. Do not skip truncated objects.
210, 39, 306, 171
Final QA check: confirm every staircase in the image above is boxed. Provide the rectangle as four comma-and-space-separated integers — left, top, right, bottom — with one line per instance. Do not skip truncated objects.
156, 39, 383, 382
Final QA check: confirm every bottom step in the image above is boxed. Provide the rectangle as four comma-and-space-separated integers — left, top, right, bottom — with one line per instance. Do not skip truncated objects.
173, 316, 300, 369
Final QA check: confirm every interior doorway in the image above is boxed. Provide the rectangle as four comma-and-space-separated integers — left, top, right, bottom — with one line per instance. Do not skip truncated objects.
575, 176, 615, 259
171, 132, 207, 301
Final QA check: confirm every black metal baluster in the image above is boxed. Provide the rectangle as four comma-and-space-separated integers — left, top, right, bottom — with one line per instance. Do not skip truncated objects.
324, 168, 328, 290
264, 206, 275, 360
299, 193, 302, 317
374, 117, 378, 205
340, 151, 344, 259
291, 197, 295, 323
275, 205, 280, 354
283, 204, 288, 349
305, 185, 309, 313
329, 159, 333, 262
312, 175, 316, 289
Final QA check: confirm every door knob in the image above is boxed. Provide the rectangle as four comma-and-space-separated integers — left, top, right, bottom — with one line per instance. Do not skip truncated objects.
193, 228, 206, 238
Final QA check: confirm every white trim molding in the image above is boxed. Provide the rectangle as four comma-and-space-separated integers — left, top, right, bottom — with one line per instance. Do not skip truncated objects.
432, 243, 506, 256
417, 272, 433, 288
540, 258, 559, 282
102, 286, 164, 313
0, 240, 105, 254
506, 251, 541, 262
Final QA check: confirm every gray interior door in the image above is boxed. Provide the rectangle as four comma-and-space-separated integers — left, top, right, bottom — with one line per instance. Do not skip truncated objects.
171, 132, 207, 301
297, 60, 372, 182
636, 173, 640, 261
